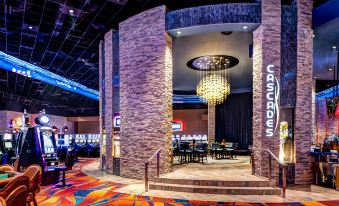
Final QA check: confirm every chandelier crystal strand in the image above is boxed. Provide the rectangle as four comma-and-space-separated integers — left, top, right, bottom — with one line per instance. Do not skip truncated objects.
196, 74, 230, 105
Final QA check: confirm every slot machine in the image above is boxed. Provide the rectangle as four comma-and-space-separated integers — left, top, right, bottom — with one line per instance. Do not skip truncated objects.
16, 110, 60, 185
0, 132, 16, 164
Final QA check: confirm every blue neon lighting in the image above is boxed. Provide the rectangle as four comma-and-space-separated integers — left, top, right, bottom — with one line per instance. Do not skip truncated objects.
0, 51, 99, 100
173, 95, 203, 104
316, 85, 339, 99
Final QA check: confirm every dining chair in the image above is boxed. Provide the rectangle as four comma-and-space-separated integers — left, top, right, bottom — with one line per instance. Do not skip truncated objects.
0, 165, 15, 172
4, 185, 28, 206
196, 143, 208, 163
22, 164, 42, 206
0, 176, 29, 199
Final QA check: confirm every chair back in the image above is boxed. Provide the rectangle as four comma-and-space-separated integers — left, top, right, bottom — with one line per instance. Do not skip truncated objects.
211, 143, 220, 149
5, 185, 28, 206
0, 197, 6, 206
233, 143, 238, 150
22, 164, 42, 193
0, 176, 29, 198
180, 142, 189, 150
0, 165, 14, 172
225, 142, 233, 148
198, 143, 208, 151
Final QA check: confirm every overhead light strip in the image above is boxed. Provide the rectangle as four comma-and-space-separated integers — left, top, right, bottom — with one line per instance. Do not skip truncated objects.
0, 51, 99, 100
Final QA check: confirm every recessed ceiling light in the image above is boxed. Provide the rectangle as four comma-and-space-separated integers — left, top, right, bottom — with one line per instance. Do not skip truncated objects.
69, 9, 74, 13
28, 26, 33, 30
243, 26, 248, 30
332, 45, 337, 49
329, 67, 333, 71
312, 34, 315, 38
313, 76, 317, 79
177, 31, 182, 35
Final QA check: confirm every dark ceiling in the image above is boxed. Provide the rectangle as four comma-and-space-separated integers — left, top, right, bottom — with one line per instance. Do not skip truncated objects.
0, 0, 332, 116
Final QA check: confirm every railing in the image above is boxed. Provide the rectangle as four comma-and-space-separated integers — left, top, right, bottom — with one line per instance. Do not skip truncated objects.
265, 149, 288, 198
144, 148, 161, 192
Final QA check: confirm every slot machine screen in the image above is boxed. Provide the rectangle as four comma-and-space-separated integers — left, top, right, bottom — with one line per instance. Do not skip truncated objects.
64, 134, 69, 146
3, 133, 12, 140
172, 121, 183, 131
42, 133, 55, 153
4, 142, 12, 149
114, 114, 120, 127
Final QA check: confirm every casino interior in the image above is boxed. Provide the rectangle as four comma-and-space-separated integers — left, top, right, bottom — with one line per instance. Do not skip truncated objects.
0, 0, 339, 206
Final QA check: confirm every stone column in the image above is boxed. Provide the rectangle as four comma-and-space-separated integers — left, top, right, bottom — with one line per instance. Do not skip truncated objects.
103, 30, 114, 174
98, 40, 105, 170
252, 0, 281, 179
294, 0, 313, 184
208, 104, 215, 144
119, 6, 173, 179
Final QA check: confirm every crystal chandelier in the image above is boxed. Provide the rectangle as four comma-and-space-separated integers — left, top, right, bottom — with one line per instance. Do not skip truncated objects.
196, 74, 230, 105
187, 55, 238, 105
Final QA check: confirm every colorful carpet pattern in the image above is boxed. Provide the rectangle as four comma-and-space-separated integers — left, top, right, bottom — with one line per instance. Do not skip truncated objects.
36, 159, 339, 206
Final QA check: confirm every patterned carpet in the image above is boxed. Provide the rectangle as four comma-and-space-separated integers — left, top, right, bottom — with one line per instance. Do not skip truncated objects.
36, 159, 339, 206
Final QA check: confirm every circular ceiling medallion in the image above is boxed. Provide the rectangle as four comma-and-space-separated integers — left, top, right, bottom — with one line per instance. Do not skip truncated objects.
187, 55, 239, 71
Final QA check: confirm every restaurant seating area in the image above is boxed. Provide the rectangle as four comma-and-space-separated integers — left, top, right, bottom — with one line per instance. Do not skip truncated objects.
0, 164, 42, 206
173, 136, 239, 164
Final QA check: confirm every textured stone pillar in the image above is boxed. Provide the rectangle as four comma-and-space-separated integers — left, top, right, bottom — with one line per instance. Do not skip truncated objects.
252, 0, 281, 179
208, 104, 215, 144
99, 30, 120, 174
294, 0, 313, 184
98, 40, 105, 170
119, 6, 173, 179
103, 30, 114, 174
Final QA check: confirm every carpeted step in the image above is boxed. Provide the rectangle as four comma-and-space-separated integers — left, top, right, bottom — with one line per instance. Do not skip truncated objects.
149, 183, 281, 195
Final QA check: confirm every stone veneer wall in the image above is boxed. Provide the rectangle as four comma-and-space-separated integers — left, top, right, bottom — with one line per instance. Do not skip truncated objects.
208, 104, 215, 144
316, 97, 338, 144
99, 30, 120, 174
166, 3, 260, 30
294, 0, 313, 185
98, 40, 105, 170
119, 6, 173, 179
103, 30, 114, 174
252, 0, 281, 179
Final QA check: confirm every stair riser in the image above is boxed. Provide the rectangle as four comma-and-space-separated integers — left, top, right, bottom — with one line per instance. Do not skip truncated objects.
149, 185, 281, 195
154, 178, 276, 187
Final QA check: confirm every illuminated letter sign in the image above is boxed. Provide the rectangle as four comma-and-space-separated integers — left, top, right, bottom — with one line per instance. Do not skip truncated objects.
265, 65, 280, 137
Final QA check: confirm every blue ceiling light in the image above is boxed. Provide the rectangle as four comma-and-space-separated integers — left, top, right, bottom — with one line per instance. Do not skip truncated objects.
0, 51, 99, 100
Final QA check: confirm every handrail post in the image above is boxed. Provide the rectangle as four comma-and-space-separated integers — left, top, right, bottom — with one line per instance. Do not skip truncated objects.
145, 162, 149, 192
268, 154, 272, 180
251, 153, 254, 175
156, 152, 160, 177
282, 165, 286, 198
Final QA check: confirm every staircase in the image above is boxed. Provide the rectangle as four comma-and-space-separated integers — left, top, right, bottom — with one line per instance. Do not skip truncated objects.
149, 177, 281, 195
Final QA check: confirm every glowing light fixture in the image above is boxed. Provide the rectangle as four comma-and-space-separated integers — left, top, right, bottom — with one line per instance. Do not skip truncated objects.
0, 51, 99, 100
196, 74, 230, 105
187, 55, 238, 105
243, 26, 248, 30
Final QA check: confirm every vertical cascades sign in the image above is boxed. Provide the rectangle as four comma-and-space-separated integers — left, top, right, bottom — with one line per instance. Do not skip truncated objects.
266, 65, 280, 137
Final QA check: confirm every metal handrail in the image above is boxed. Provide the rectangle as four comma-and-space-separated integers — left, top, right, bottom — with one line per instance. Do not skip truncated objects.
264, 149, 288, 198
144, 148, 162, 192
